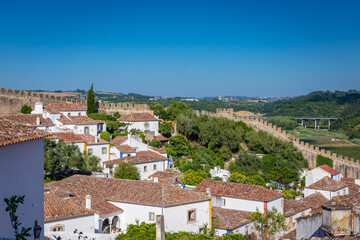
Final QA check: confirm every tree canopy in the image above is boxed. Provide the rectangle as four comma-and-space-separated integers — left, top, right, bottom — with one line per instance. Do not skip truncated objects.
20, 105, 32, 114
87, 83, 95, 114
113, 162, 140, 180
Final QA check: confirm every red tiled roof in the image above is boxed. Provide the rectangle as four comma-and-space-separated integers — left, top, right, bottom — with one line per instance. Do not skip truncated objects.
319, 165, 340, 175
0, 114, 54, 127
150, 146, 167, 154
111, 136, 128, 145
341, 178, 356, 183
57, 115, 104, 125
195, 180, 283, 202
115, 144, 135, 153
281, 229, 296, 240
45, 103, 86, 113
148, 171, 184, 184
283, 193, 328, 217
104, 151, 167, 166
332, 192, 360, 216
117, 113, 159, 122
50, 132, 109, 145
155, 135, 168, 141
343, 181, 360, 194
212, 207, 251, 230
48, 175, 210, 210
306, 176, 348, 191
44, 193, 94, 222
0, 119, 51, 147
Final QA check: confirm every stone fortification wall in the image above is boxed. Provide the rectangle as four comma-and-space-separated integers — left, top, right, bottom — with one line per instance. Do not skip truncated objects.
242, 117, 360, 178
96, 102, 153, 115
0, 88, 85, 115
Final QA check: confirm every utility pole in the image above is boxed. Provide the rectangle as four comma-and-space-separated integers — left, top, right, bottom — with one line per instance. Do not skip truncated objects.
157, 183, 165, 240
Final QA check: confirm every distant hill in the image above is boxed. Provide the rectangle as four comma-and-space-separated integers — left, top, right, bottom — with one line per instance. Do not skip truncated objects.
262, 90, 360, 117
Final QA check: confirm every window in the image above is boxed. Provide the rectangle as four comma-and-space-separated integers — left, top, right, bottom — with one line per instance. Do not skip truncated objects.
78, 113, 81, 116
187, 209, 196, 223
221, 198, 226, 206
45, 126, 49, 132
50, 224, 64, 232
149, 212, 155, 221
153, 164, 157, 170
144, 166, 147, 172
88, 148, 93, 155
343, 189, 346, 195
67, 113, 71, 117
102, 147, 107, 155
127, 154, 131, 156
84, 127, 89, 134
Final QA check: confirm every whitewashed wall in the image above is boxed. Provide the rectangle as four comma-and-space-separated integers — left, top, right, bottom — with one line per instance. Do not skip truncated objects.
136, 160, 168, 179
214, 196, 264, 213
59, 110, 86, 117
267, 197, 284, 214
305, 168, 342, 186
86, 143, 110, 168
285, 208, 311, 230
44, 214, 95, 233
0, 140, 44, 240
109, 200, 210, 233
296, 214, 322, 239
125, 121, 159, 136
304, 187, 348, 200
215, 222, 253, 236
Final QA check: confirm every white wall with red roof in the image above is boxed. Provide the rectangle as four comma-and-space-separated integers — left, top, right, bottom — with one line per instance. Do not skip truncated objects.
0, 140, 44, 239
305, 166, 342, 187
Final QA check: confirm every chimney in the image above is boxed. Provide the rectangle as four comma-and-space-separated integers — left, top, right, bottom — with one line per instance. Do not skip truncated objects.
33, 102, 43, 114
128, 132, 132, 146
154, 177, 159, 183
206, 187, 211, 197
85, 195, 91, 209
36, 117, 40, 126
94, 136, 98, 143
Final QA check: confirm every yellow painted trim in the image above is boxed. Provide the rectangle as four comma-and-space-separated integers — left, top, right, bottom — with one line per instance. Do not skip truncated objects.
84, 142, 87, 153
108, 144, 111, 160
209, 199, 212, 230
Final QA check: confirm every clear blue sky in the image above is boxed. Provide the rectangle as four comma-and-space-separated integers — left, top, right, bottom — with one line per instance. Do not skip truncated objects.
0, 0, 359, 97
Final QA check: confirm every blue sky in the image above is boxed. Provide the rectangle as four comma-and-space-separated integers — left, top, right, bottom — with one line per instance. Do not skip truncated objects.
0, 1, 359, 97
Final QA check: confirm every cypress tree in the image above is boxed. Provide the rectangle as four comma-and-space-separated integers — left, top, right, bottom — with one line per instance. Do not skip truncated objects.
87, 83, 95, 114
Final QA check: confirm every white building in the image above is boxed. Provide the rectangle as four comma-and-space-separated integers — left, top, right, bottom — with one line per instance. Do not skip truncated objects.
31, 102, 106, 136
212, 207, 253, 236
50, 132, 110, 169
0, 114, 55, 132
104, 151, 169, 179
304, 176, 349, 200
210, 166, 231, 181
194, 180, 284, 214
46, 175, 211, 234
117, 112, 160, 136
305, 164, 342, 187
44, 193, 95, 233
0, 119, 49, 239
283, 192, 328, 231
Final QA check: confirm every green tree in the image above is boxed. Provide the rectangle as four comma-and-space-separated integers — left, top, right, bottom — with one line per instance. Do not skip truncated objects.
83, 153, 102, 172
4, 195, 32, 240
180, 169, 209, 186
249, 207, 286, 240
228, 172, 248, 184
212, 176, 223, 181
44, 138, 85, 173
113, 162, 140, 180
100, 131, 111, 142
316, 155, 333, 167
159, 121, 173, 138
168, 135, 191, 157
149, 139, 161, 148
87, 83, 95, 114
20, 105, 32, 114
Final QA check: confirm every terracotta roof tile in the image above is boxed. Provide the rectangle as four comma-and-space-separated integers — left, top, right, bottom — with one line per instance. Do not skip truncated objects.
48, 175, 210, 210
46, 175, 123, 216
0, 119, 50, 147
155, 135, 168, 141
104, 151, 167, 166
117, 113, 158, 122
212, 207, 251, 230
44, 193, 94, 222
332, 192, 360, 216
195, 180, 283, 202
284, 193, 328, 217
111, 136, 128, 145
50, 132, 109, 145
281, 229, 296, 240
57, 115, 105, 125
340, 180, 360, 194
319, 165, 340, 175
148, 171, 184, 184
306, 176, 348, 191
0, 114, 54, 127
45, 103, 86, 113
150, 146, 167, 154
115, 144, 135, 153
341, 178, 356, 184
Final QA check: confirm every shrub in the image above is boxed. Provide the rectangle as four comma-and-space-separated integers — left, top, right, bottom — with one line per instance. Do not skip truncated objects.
20, 105, 32, 114
316, 155, 333, 168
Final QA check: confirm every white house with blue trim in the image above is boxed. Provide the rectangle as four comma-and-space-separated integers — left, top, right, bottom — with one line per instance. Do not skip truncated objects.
305, 164, 342, 187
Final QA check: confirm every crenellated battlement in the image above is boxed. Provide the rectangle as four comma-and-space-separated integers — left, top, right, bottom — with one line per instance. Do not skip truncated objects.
243, 117, 360, 178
